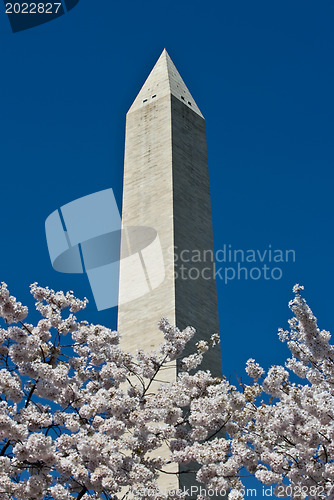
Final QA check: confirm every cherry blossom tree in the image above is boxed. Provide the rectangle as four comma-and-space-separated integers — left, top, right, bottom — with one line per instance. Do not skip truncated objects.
0, 282, 333, 499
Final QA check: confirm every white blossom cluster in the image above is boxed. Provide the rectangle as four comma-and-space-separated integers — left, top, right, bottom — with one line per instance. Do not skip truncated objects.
0, 283, 333, 499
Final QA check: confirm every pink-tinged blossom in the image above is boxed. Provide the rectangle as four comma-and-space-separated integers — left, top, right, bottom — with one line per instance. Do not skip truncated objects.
0, 283, 333, 498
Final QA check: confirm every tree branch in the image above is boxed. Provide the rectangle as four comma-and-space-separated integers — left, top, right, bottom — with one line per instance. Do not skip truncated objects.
77, 486, 87, 499
0, 441, 11, 457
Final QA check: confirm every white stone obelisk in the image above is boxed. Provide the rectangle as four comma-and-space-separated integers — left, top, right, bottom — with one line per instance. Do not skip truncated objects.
118, 49, 222, 494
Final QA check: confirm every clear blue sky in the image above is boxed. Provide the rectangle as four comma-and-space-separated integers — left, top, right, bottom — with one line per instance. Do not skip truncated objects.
1, 2, 334, 493
1, 0, 334, 380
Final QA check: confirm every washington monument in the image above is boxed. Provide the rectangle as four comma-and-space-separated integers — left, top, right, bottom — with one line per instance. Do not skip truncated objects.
117, 49, 222, 492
